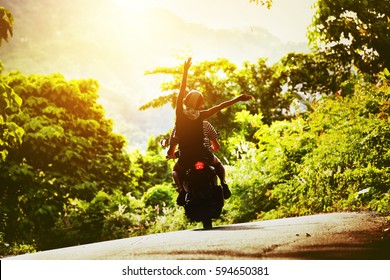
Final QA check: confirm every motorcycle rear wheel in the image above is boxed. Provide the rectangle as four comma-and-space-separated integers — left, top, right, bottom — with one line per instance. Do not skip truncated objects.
202, 219, 212, 230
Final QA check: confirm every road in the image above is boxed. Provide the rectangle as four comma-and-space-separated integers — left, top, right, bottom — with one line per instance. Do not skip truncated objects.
4, 211, 390, 260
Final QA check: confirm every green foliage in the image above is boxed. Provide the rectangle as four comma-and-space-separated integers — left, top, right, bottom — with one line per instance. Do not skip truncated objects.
249, 0, 273, 8
309, 0, 390, 76
0, 232, 36, 257
128, 137, 173, 197
142, 184, 176, 209
0, 70, 185, 250
0, 82, 24, 161
233, 59, 291, 125
2, 0, 390, 256
224, 74, 390, 222
52, 186, 187, 245
0, 7, 14, 46
145, 206, 190, 234
275, 53, 338, 101
225, 116, 317, 222
140, 58, 299, 160
53, 190, 145, 247
0, 71, 141, 250
141, 58, 290, 125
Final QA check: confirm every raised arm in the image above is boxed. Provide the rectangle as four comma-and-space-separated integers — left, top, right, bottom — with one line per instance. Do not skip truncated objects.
176, 57, 192, 116
201, 94, 253, 119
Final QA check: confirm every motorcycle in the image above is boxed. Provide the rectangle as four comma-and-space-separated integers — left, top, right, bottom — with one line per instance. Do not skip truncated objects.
181, 157, 224, 229
162, 141, 224, 229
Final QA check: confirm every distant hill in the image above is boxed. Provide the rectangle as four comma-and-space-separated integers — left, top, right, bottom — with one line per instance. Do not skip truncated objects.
0, 0, 310, 151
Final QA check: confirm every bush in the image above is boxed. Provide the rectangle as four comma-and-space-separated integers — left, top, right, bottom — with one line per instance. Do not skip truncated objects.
142, 184, 176, 209
225, 74, 390, 222
0, 232, 36, 257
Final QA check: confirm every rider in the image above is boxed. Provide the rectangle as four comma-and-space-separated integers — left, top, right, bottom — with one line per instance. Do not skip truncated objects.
166, 57, 253, 205
168, 106, 227, 204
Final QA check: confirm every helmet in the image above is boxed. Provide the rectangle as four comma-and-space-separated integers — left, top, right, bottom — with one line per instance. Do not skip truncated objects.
184, 90, 204, 110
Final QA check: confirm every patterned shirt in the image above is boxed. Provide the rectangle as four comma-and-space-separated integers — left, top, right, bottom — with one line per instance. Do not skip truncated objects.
170, 121, 219, 150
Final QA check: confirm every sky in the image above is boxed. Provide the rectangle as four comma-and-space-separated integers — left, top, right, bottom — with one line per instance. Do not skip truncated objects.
1, 0, 318, 150
111, 0, 317, 43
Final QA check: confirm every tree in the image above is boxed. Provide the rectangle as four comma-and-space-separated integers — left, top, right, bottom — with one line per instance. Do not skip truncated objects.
141, 59, 248, 157
308, 0, 390, 76
0, 71, 139, 249
233, 58, 293, 124
224, 72, 390, 222
270, 52, 348, 114
1, 7, 22, 162
0, 7, 13, 46
128, 136, 172, 196
140, 59, 296, 159
249, 0, 273, 8
0, 82, 24, 161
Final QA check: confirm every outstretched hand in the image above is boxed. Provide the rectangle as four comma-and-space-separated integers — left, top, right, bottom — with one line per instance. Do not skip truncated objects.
184, 57, 192, 72
239, 94, 253, 102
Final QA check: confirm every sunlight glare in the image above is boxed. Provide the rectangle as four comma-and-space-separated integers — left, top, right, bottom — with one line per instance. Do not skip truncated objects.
112, 0, 151, 12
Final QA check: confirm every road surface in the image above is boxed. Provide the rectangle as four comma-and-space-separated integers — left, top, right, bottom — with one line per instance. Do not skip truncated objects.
4, 211, 390, 260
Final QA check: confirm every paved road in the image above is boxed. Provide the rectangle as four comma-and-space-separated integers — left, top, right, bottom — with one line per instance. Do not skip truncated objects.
4, 212, 390, 260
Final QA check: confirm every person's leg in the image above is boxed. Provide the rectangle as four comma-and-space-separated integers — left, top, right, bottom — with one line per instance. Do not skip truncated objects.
212, 155, 231, 199
172, 170, 182, 190
173, 162, 186, 205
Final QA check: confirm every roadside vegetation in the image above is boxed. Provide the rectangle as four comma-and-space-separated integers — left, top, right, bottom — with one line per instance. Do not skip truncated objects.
1, 0, 389, 256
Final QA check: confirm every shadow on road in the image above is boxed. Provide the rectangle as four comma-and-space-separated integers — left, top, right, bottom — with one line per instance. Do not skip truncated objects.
193, 224, 263, 231
265, 240, 390, 260
194, 222, 320, 232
